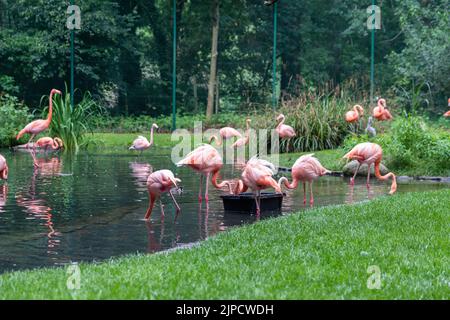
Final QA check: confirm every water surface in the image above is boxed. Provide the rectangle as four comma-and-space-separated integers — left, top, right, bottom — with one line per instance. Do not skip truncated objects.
0, 148, 447, 273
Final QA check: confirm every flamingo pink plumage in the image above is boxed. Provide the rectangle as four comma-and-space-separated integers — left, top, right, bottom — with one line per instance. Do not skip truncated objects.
16, 89, 62, 147
209, 127, 242, 146
345, 105, 364, 123
444, 98, 450, 117
373, 98, 393, 121
343, 142, 397, 194
234, 157, 282, 214
231, 119, 252, 148
278, 154, 330, 205
129, 123, 158, 155
276, 114, 296, 138
176, 144, 232, 202
35, 137, 63, 153
145, 169, 181, 220
0, 155, 8, 181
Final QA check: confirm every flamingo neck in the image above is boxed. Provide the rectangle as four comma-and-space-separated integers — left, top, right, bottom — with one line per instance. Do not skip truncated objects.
52, 139, 59, 150
210, 135, 222, 146
211, 170, 228, 189
277, 116, 285, 129
46, 91, 54, 125
278, 176, 298, 189
149, 126, 155, 146
374, 161, 397, 194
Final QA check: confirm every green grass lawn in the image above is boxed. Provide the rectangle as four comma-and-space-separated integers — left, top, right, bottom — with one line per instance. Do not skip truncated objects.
0, 189, 448, 299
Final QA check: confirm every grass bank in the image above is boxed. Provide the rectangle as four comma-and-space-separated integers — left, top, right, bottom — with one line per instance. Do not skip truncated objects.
0, 189, 448, 299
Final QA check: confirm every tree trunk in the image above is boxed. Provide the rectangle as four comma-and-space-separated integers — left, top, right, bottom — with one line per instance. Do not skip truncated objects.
206, 0, 219, 120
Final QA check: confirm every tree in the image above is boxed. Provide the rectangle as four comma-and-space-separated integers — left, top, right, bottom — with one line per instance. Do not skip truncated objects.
206, 0, 220, 120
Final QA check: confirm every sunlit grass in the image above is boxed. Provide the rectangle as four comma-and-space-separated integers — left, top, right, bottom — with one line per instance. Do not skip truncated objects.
0, 189, 448, 299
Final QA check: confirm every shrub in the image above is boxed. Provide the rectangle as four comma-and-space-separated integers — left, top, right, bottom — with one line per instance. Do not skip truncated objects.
0, 94, 32, 147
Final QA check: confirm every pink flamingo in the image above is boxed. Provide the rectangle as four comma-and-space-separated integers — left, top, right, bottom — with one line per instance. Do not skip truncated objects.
16, 89, 62, 147
145, 169, 181, 220
444, 98, 450, 117
35, 137, 63, 153
176, 144, 232, 202
276, 114, 296, 138
373, 98, 393, 121
234, 157, 282, 214
343, 142, 397, 194
278, 154, 330, 205
345, 105, 364, 123
209, 127, 242, 146
0, 155, 8, 181
129, 123, 158, 155
231, 119, 252, 148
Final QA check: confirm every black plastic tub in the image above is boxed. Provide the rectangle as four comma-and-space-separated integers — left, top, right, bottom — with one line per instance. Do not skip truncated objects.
220, 192, 284, 214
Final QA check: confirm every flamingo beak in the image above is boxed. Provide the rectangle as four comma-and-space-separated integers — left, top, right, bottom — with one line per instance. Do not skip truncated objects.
53, 89, 62, 95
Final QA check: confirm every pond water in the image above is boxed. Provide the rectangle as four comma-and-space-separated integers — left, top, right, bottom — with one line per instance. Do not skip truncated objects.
0, 148, 448, 274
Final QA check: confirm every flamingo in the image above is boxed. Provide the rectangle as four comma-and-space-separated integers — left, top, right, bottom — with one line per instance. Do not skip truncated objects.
345, 105, 364, 123
233, 157, 282, 214
276, 114, 296, 139
176, 144, 232, 202
209, 127, 242, 146
35, 137, 63, 153
145, 169, 181, 220
0, 155, 8, 181
231, 119, 252, 148
16, 89, 62, 148
444, 98, 450, 117
129, 123, 158, 155
278, 154, 330, 205
343, 142, 397, 194
373, 98, 393, 121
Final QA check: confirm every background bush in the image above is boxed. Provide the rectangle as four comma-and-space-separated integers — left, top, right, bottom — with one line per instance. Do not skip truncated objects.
0, 94, 32, 147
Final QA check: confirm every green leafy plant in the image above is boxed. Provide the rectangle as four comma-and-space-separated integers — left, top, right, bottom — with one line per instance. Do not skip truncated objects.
43, 87, 103, 153
0, 93, 32, 147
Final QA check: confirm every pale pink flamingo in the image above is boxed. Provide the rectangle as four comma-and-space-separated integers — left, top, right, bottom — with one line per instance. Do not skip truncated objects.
373, 98, 393, 121
276, 114, 296, 138
343, 142, 397, 194
278, 154, 330, 205
231, 119, 252, 148
145, 169, 181, 220
176, 144, 233, 202
0, 155, 8, 181
345, 105, 364, 123
444, 98, 450, 117
16, 89, 62, 147
209, 127, 242, 146
234, 157, 282, 214
35, 137, 63, 153
129, 123, 158, 155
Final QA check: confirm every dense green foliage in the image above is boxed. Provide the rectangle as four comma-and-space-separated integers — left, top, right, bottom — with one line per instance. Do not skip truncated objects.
0, 189, 448, 299
344, 116, 450, 176
0, 0, 448, 117
0, 94, 32, 147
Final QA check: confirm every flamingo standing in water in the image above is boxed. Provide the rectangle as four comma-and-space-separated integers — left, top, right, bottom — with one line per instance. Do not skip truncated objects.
0, 155, 8, 181
345, 105, 364, 123
16, 89, 62, 148
129, 123, 158, 155
231, 119, 252, 148
343, 142, 397, 194
373, 98, 393, 121
209, 127, 242, 146
176, 144, 233, 202
145, 169, 181, 220
278, 154, 330, 205
276, 114, 296, 138
233, 157, 282, 214
35, 137, 63, 153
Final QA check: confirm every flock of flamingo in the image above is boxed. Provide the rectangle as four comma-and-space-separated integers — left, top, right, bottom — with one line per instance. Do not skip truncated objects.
0, 89, 449, 221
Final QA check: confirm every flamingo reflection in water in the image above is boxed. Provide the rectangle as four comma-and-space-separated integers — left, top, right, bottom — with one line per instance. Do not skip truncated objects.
129, 162, 153, 191
0, 184, 7, 213
16, 157, 63, 256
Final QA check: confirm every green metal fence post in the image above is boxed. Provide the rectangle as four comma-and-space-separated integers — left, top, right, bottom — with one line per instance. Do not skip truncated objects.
370, 0, 375, 107
70, 0, 74, 110
272, 2, 278, 109
172, 0, 177, 131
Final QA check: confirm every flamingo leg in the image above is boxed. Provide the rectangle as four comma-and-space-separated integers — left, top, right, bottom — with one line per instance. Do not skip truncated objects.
205, 173, 210, 202
198, 175, 203, 203
309, 182, 314, 206
169, 190, 181, 212
144, 194, 156, 220
303, 182, 306, 205
159, 199, 165, 216
254, 191, 261, 215
27, 134, 36, 149
350, 163, 361, 185
366, 163, 372, 188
